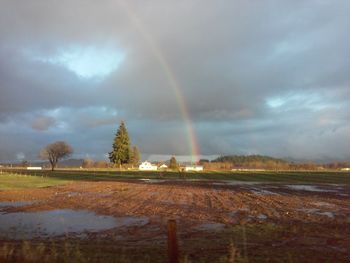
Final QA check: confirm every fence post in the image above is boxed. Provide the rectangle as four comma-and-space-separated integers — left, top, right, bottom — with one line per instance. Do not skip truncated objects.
167, 219, 179, 263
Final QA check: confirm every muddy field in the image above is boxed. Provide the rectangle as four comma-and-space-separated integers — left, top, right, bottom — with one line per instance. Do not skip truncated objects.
1, 179, 350, 262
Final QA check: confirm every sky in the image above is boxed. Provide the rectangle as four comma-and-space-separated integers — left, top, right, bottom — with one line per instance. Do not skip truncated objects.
0, 0, 350, 162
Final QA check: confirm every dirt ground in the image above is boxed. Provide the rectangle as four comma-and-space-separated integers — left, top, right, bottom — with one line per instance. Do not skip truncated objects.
1, 180, 350, 262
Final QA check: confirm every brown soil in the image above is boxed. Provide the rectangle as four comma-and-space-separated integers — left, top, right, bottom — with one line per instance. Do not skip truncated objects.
1, 180, 350, 262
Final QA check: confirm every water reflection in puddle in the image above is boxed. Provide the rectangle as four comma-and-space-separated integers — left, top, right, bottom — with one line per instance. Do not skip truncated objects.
0, 209, 149, 239
297, 208, 335, 218
139, 179, 166, 183
212, 181, 263, 186
286, 185, 338, 192
257, 214, 268, 220
0, 201, 34, 207
250, 188, 278, 195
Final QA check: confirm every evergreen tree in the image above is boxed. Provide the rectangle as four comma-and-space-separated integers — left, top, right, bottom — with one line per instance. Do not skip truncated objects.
169, 156, 178, 170
129, 146, 141, 166
109, 121, 131, 165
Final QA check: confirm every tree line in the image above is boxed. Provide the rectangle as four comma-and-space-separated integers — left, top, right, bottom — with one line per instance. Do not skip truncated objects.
39, 121, 140, 170
199, 155, 342, 171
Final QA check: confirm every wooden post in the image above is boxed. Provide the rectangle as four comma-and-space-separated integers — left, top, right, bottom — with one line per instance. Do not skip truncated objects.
167, 219, 179, 263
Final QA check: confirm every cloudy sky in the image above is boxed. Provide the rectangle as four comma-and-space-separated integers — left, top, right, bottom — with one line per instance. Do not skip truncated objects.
0, 0, 350, 162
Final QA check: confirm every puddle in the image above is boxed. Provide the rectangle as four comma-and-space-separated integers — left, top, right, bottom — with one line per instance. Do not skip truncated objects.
0, 201, 34, 207
286, 185, 338, 192
298, 208, 335, 218
212, 181, 263, 186
257, 214, 268, 220
194, 223, 225, 232
318, 211, 335, 218
139, 179, 166, 183
0, 209, 149, 239
114, 216, 149, 227
250, 188, 278, 195
229, 208, 249, 217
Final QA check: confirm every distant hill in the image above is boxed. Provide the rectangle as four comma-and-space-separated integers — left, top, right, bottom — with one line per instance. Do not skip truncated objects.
30, 158, 84, 168
212, 155, 289, 165
58, 159, 84, 167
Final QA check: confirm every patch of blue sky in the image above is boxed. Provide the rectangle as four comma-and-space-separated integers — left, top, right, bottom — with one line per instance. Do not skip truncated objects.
266, 92, 339, 112
266, 97, 286, 108
29, 45, 126, 79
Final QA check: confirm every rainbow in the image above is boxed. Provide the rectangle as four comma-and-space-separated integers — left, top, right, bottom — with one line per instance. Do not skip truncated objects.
119, 1, 200, 163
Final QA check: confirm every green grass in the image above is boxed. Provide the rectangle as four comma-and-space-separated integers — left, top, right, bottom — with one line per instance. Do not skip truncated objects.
0, 173, 69, 190
1, 169, 350, 189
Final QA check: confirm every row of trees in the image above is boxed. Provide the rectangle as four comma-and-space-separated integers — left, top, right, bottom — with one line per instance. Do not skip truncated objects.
324, 162, 350, 169
82, 159, 109, 168
199, 155, 323, 171
212, 155, 288, 166
200, 161, 320, 171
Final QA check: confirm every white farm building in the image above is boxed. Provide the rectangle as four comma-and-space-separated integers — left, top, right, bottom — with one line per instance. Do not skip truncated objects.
184, 166, 204, 172
139, 161, 158, 171
159, 164, 168, 170
26, 167, 42, 170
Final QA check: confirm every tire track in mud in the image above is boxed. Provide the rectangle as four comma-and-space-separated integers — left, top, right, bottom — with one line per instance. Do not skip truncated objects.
110, 184, 161, 215
55, 182, 149, 215
204, 193, 213, 209
134, 184, 176, 216
167, 185, 196, 218
209, 191, 231, 211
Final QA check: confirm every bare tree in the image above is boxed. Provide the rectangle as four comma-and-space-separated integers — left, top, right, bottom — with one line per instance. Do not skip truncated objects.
40, 141, 73, 171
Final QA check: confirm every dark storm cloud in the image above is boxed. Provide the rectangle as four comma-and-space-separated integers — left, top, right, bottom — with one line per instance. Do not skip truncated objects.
0, 0, 350, 161
31, 116, 56, 131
